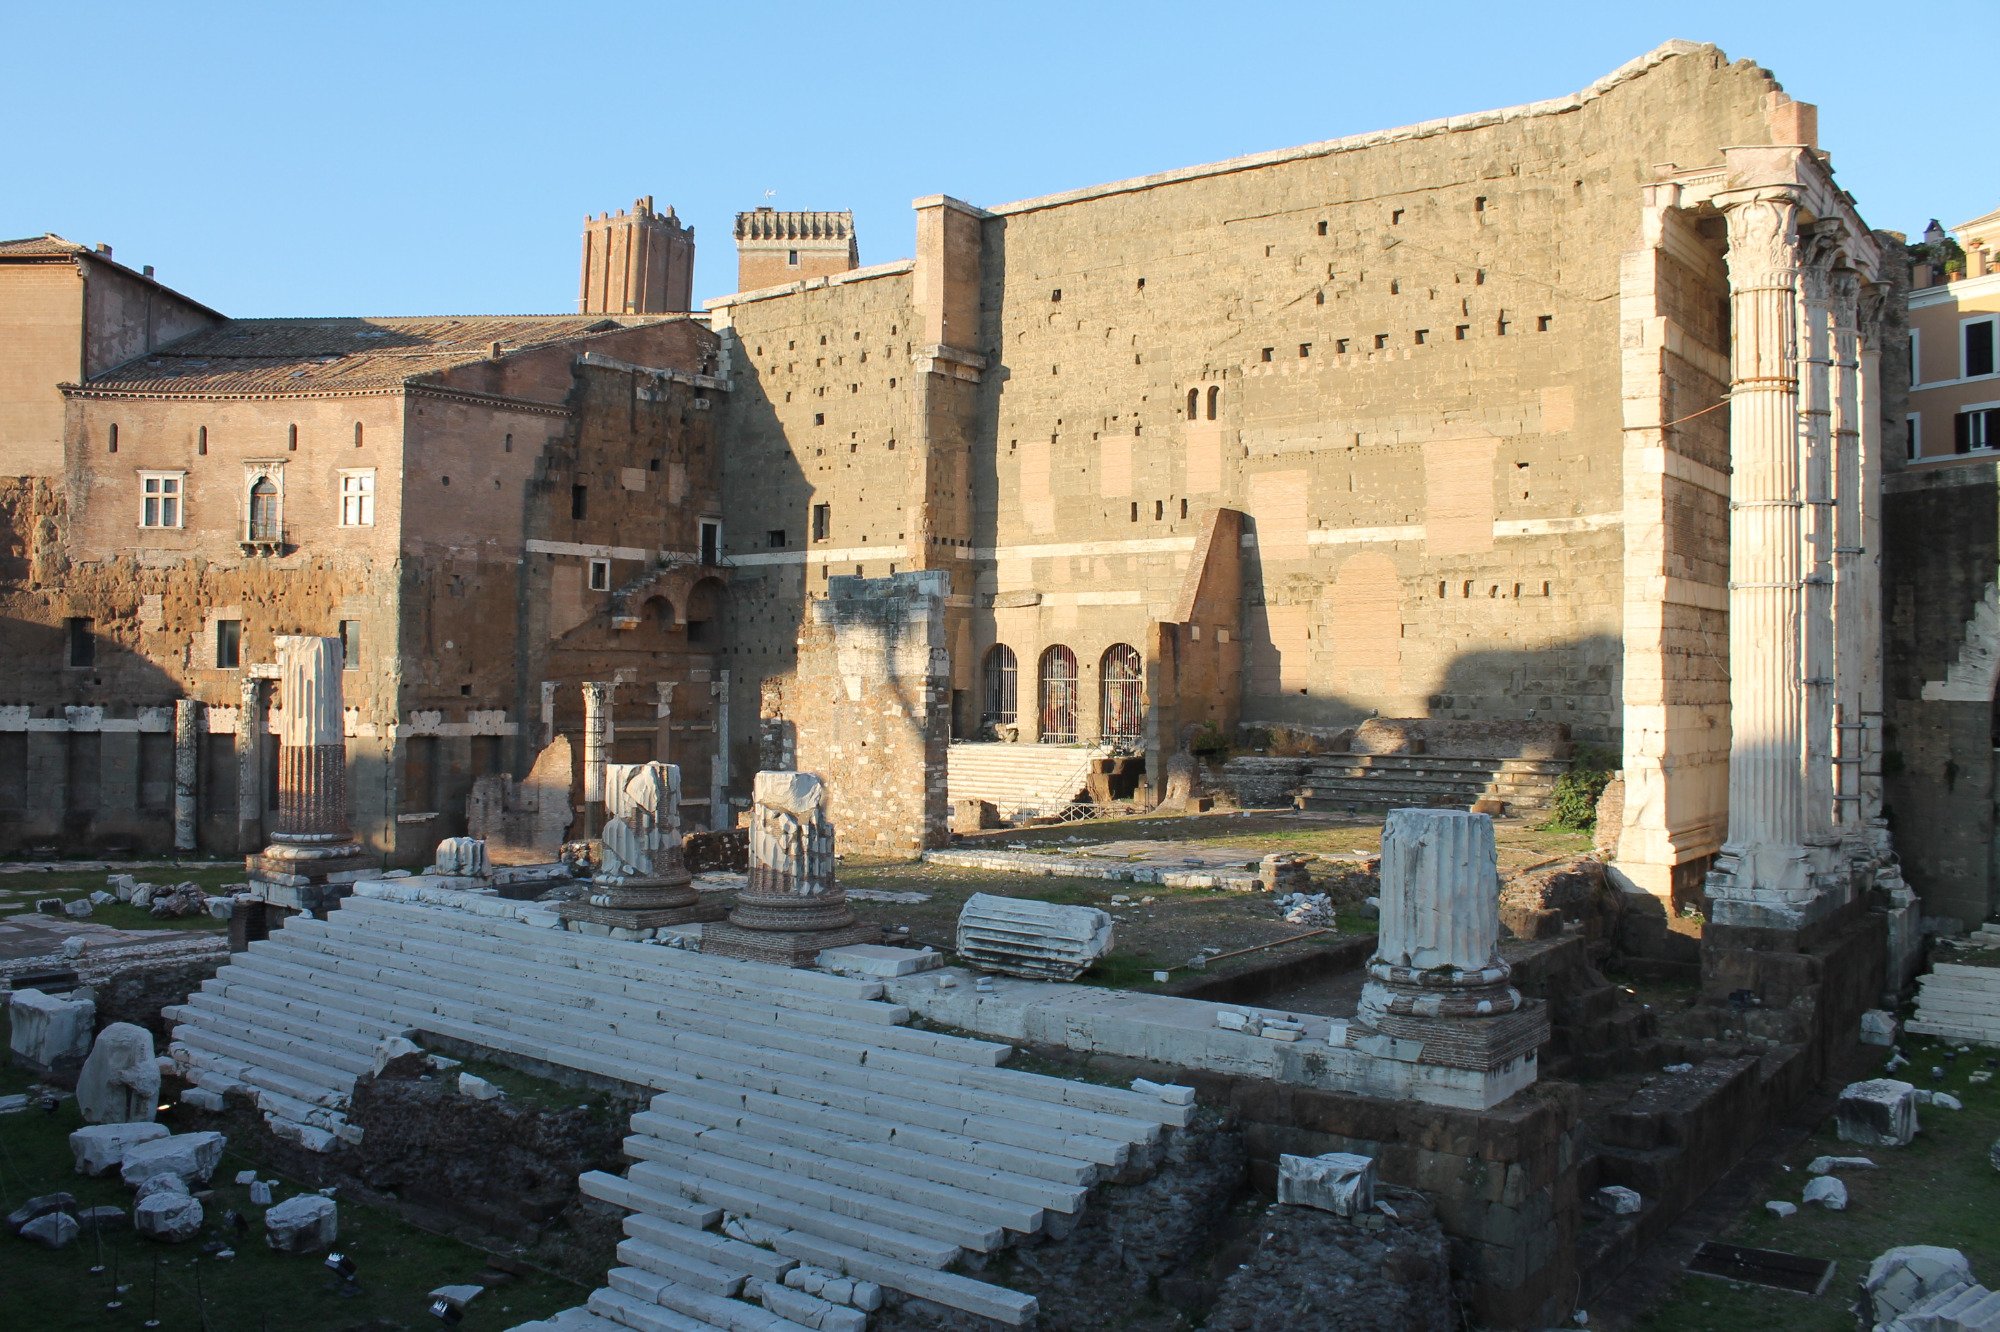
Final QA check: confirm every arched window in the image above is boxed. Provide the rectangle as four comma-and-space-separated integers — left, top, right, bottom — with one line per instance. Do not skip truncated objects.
1039, 645, 1078, 743
643, 596, 675, 633
982, 645, 1018, 730
1206, 386, 1219, 420
1186, 388, 1199, 420
1100, 644, 1143, 743
247, 476, 281, 541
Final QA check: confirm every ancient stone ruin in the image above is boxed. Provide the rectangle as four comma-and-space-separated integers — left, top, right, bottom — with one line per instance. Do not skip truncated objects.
560, 761, 723, 933
701, 770, 880, 966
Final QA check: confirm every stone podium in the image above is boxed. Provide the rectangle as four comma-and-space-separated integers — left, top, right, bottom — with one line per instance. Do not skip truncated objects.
1349, 809, 1546, 1077
238, 636, 371, 948
559, 761, 724, 932
703, 771, 881, 966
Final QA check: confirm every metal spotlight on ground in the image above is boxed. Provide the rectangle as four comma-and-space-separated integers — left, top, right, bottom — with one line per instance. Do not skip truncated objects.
428, 1296, 465, 1326
324, 1251, 362, 1297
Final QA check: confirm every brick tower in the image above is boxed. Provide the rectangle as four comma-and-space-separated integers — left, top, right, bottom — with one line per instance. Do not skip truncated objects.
733, 208, 859, 292
578, 197, 694, 315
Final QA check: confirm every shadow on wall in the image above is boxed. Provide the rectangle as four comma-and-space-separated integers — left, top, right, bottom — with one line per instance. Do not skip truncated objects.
0, 614, 226, 855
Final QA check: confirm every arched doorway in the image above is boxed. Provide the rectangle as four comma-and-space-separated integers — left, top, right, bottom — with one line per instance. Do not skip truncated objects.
1039, 645, 1078, 743
982, 645, 1018, 734
1100, 644, 1142, 743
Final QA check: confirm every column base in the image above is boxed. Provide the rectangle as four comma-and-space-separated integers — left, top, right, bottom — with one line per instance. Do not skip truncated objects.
246, 838, 372, 918
1343, 1001, 1549, 1074
702, 920, 883, 968
558, 900, 727, 930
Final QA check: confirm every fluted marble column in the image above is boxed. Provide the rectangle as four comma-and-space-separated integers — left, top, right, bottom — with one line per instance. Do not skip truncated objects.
1855, 285, 1892, 837
1798, 233, 1839, 848
1708, 190, 1815, 921
1829, 268, 1865, 840
1357, 809, 1521, 1025
582, 680, 615, 836
703, 769, 880, 966
172, 699, 202, 852
271, 637, 353, 845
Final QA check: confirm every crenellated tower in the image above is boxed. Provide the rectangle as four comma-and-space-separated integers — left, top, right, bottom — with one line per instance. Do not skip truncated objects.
579, 196, 694, 315
732, 208, 858, 292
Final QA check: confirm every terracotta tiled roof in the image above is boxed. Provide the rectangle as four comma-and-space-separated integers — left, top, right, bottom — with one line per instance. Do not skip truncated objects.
0, 234, 89, 257
80, 314, 660, 395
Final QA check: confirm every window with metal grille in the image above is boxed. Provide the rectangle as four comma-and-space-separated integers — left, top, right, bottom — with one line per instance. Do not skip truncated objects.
1100, 644, 1143, 743
982, 645, 1018, 729
1039, 645, 1078, 743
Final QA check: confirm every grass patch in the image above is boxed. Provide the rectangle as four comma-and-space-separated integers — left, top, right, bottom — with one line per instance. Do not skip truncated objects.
0, 865, 245, 934
1633, 1037, 2000, 1331
0, 1087, 586, 1330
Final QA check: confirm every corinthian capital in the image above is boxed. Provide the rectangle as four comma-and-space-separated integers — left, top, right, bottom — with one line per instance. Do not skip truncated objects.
1721, 190, 1803, 287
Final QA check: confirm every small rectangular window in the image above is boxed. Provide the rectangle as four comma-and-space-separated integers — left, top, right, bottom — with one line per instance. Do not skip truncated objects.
812, 503, 831, 542
588, 558, 611, 591
571, 484, 587, 520
788, 249, 799, 266
700, 520, 721, 566
1910, 328, 1921, 386
767, 529, 787, 548
1965, 317, 1997, 379
66, 617, 95, 668
140, 472, 183, 528
339, 470, 375, 526
1907, 413, 1922, 461
1260, 347, 1274, 362
338, 620, 360, 670
1956, 406, 2000, 454
215, 619, 241, 670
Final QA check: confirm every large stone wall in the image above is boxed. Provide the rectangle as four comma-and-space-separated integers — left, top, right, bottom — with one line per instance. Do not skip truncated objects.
707, 45, 1808, 802
759, 572, 950, 856
1883, 459, 2000, 926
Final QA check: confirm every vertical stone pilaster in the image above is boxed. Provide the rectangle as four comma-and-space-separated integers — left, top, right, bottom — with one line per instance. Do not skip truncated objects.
539, 680, 557, 749
237, 676, 269, 854
582, 680, 615, 835
1855, 285, 1891, 836
172, 698, 202, 852
654, 681, 676, 765
710, 670, 730, 829
1709, 189, 1815, 923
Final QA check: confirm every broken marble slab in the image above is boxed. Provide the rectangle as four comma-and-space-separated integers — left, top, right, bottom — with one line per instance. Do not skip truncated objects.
1277, 1152, 1376, 1216
1837, 1079, 1919, 1148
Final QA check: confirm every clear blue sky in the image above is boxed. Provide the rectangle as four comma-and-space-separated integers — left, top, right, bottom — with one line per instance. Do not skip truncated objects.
3, 1, 1981, 318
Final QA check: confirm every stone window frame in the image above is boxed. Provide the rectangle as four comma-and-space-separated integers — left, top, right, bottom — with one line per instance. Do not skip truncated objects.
214, 617, 242, 670
1955, 400, 2000, 454
1907, 412, 1922, 461
138, 470, 185, 529
242, 460, 285, 543
588, 557, 612, 592
338, 468, 375, 527
1910, 326, 1922, 386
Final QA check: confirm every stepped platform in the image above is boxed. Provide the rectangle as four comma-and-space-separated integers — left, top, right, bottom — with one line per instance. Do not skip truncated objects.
165, 879, 1191, 1331
1224, 753, 1568, 816
1907, 958, 2000, 1045
946, 742, 1109, 819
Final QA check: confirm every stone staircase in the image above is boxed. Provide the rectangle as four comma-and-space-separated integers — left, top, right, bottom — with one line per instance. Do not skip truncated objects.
1293, 754, 1567, 816
164, 883, 1189, 1330
1907, 959, 2000, 1045
1887, 1280, 2000, 1331
946, 742, 1110, 818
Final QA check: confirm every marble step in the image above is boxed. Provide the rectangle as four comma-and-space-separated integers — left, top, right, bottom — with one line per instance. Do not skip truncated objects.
176, 989, 385, 1059
622, 1213, 796, 1285
510, 1306, 631, 1331
629, 1110, 1042, 1235
752, 1218, 1038, 1327
625, 1134, 1008, 1253
643, 1088, 1090, 1212
587, 1287, 728, 1332
646, 1072, 1099, 1190
581, 1170, 725, 1230
615, 1237, 747, 1299
625, 1158, 960, 1270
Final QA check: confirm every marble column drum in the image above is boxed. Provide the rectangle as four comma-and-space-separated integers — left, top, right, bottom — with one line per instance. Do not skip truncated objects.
703, 770, 880, 966
1350, 809, 1545, 1077
559, 761, 723, 931
244, 636, 369, 924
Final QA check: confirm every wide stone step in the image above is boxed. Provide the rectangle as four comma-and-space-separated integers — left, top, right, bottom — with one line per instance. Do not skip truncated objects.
626, 1133, 1008, 1253
626, 1158, 961, 1270
587, 1287, 725, 1332
623, 1213, 796, 1285
615, 1237, 747, 1298
644, 1088, 1089, 1213
179, 989, 384, 1059
646, 1072, 1099, 1188
753, 1218, 1039, 1327
630, 1110, 1043, 1235
620, 1044, 1132, 1170
581, 1170, 725, 1230
606, 1268, 817, 1332
174, 1026, 357, 1099
511, 1306, 630, 1331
